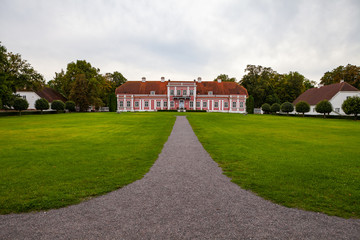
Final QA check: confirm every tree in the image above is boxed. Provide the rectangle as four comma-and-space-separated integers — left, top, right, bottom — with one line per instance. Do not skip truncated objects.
108, 93, 117, 112
342, 96, 360, 120
13, 98, 28, 116
261, 103, 271, 114
281, 102, 294, 115
246, 95, 254, 114
0, 42, 45, 108
69, 74, 90, 112
315, 100, 333, 118
295, 101, 310, 117
51, 100, 65, 112
270, 103, 280, 114
320, 64, 360, 89
213, 74, 236, 82
65, 101, 76, 112
35, 98, 49, 113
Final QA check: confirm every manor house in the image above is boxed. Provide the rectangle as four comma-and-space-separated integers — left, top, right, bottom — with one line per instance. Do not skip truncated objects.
115, 77, 248, 113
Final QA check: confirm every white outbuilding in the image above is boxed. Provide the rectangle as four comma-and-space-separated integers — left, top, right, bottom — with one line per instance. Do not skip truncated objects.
293, 81, 360, 115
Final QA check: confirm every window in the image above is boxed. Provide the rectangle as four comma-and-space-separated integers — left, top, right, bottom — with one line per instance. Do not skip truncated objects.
127, 101, 131, 107
208, 91, 213, 95
157, 102, 161, 107
119, 101, 123, 107
196, 102, 200, 107
150, 91, 155, 95
145, 101, 149, 107
190, 90, 194, 95
164, 101, 167, 107
183, 90, 187, 95
135, 101, 139, 107
240, 102, 243, 108
335, 108, 340, 112
177, 90, 181, 96
232, 102, 236, 108
22, 95, 26, 99
215, 102, 219, 108
170, 101, 174, 107
224, 102, 228, 108
190, 101, 194, 108
346, 96, 350, 99
203, 102, 207, 108
170, 90, 174, 95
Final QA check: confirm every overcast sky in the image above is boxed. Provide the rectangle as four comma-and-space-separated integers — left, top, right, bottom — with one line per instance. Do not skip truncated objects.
1, 0, 359, 83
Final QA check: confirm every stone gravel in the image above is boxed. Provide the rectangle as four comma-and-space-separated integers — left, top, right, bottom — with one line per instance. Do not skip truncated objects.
1, 116, 359, 239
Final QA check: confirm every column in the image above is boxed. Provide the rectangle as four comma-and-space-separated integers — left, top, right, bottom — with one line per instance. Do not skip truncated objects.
201, 100, 203, 110
212, 100, 214, 111
131, 95, 134, 111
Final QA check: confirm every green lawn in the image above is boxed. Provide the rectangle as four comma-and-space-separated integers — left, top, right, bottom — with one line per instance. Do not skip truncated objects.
0, 112, 175, 214
187, 113, 360, 218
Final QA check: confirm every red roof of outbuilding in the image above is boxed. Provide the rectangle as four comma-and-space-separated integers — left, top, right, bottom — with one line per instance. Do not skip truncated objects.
36, 87, 67, 103
293, 82, 359, 105
115, 81, 248, 96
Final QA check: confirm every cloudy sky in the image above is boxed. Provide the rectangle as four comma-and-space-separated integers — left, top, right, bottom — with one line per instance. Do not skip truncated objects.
1, 0, 359, 83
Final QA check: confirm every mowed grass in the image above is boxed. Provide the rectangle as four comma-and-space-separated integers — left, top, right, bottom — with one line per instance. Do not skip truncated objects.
187, 113, 360, 218
0, 112, 175, 214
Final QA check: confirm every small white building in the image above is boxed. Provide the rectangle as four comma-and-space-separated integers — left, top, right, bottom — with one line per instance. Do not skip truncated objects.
16, 87, 67, 110
293, 81, 360, 115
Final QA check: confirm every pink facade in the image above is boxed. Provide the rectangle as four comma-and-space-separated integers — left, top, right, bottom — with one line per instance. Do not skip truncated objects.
116, 78, 248, 113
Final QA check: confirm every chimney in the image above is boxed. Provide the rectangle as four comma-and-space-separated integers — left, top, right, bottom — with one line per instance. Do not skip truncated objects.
197, 77, 202, 83
340, 79, 344, 83
217, 78, 222, 83
318, 83, 324, 88
142, 77, 146, 82
161, 77, 165, 82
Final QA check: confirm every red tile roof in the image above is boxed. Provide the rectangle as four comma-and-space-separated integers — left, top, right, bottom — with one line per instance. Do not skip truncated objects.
115, 81, 248, 96
293, 82, 359, 105
36, 87, 67, 103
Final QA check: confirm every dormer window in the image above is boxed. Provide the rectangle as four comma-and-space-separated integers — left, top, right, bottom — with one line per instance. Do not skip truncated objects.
150, 91, 155, 95
208, 91, 213, 95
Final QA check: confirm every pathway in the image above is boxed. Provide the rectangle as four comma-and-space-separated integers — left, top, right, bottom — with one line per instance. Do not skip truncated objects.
1, 116, 359, 239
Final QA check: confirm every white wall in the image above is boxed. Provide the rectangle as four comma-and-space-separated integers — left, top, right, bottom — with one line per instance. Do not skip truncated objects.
330, 91, 360, 115
16, 91, 41, 109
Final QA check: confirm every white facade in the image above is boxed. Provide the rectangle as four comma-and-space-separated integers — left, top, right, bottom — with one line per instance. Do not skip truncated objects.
16, 91, 41, 110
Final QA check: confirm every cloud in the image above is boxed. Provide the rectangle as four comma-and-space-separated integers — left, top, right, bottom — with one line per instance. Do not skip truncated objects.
0, 0, 359, 82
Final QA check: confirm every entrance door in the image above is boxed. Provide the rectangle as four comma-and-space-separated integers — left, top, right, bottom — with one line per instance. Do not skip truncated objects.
179, 100, 184, 109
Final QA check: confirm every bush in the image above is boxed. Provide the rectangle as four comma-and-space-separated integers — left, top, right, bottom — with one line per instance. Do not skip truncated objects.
281, 102, 294, 115
51, 100, 65, 112
13, 98, 29, 116
342, 96, 360, 120
315, 100, 333, 118
65, 101, 76, 112
295, 101, 310, 117
246, 95, 254, 114
261, 103, 271, 114
270, 103, 280, 113
35, 98, 49, 113
108, 93, 117, 112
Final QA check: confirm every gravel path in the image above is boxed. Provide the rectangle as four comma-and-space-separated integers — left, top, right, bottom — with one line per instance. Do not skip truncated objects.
1, 116, 359, 239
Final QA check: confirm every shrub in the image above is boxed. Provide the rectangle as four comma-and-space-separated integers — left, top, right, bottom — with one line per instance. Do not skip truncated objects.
246, 95, 254, 114
315, 100, 333, 118
261, 103, 271, 114
295, 101, 310, 117
13, 98, 29, 116
108, 93, 117, 112
65, 101, 76, 112
35, 98, 49, 113
51, 100, 65, 112
342, 96, 360, 120
270, 103, 280, 114
281, 102, 294, 115
0, 98, 2, 110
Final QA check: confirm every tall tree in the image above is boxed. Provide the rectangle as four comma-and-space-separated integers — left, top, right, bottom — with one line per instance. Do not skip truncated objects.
320, 64, 360, 89
213, 74, 236, 82
0, 42, 45, 108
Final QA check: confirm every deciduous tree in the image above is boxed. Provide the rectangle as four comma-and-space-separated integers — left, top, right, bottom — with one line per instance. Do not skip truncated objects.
261, 103, 271, 114
13, 98, 28, 116
320, 64, 360, 89
281, 102, 294, 115
35, 98, 49, 113
270, 103, 280, 114
295, 101, 310, 117
213, 74, 236, 82
246, 95, 254, 114
315, 100, 333, 118
342, 96, 360, 120
51, 100, 65, 112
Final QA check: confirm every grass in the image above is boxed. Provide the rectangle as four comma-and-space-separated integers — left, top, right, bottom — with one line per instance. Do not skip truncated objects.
0, 112, 175, 214
187, 113, 360, 218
